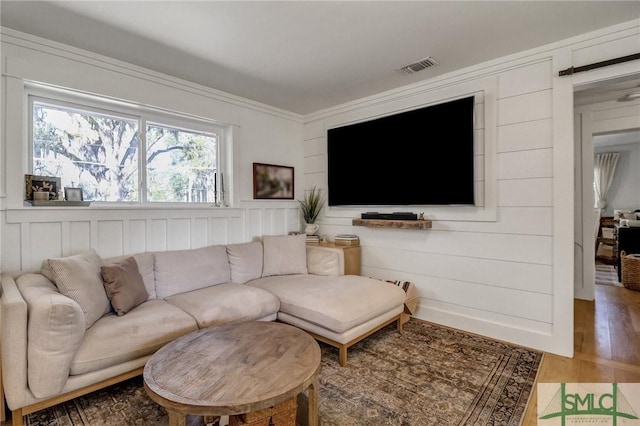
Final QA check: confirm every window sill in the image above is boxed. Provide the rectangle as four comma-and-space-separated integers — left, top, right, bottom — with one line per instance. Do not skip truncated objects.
29, 200, 91, 207
18, 201, 237, 210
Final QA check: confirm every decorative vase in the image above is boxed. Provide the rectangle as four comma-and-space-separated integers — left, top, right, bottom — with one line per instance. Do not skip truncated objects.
305, 223, 319, 236
33, 191, 50, 201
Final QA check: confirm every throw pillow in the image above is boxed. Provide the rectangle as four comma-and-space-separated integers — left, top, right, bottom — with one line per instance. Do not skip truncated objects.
227, 241, 263, 283
307, 248, 339, 276
154, 245, 230, 299
102, 252, 156, 298
101, 257, 148, 316
262, 234, 308, 277
43, 249, 111, 329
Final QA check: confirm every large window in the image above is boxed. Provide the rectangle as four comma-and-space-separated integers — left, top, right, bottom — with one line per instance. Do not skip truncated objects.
146, 124, 217, 203
30, 94, 223, 204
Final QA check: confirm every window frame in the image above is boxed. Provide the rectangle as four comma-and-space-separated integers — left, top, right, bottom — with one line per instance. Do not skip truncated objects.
27, 86, 228, 207
144, 119, 220, 204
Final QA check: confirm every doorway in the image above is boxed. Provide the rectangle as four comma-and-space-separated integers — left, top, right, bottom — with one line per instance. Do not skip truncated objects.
574, 74, 640, 300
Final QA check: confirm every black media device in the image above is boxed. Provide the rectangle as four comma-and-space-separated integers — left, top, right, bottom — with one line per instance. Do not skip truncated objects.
327, 96, 475, 206
361, 212, 418, 220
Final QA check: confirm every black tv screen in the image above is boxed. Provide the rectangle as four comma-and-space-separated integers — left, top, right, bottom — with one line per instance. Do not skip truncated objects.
327, 96, 475, 206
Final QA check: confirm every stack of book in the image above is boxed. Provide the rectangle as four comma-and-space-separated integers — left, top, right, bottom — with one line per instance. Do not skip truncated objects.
306, 234, 320, 244
334, 234, 360, 246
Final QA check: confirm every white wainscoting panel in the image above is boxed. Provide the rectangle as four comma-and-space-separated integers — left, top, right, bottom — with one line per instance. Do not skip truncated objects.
97, 221, 124, 258
128, 220, 147, 254
191, 218, 209, 249
168, 218, 192, 251
267, 209, 287, 236
210, 217, 231, 245
245, 209, 264, 241
70, 221, 92, 255
149, 219, 169, 252
29, 222, 63, 269
2, 206, 295, 275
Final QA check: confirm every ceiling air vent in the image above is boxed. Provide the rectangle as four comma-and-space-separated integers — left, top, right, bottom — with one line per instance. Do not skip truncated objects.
396, 56, 439, 75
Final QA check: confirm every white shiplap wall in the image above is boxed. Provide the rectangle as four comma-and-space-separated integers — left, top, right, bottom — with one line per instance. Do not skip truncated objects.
0, 29, 304, 275
303, 20, 640, 356
304, 60, 556, 348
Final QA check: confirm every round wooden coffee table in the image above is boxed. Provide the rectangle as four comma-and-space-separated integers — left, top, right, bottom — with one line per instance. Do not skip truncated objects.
143, 321, 321, 426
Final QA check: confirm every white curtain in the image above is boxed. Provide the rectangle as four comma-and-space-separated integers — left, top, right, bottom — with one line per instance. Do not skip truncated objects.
594, 152, 619, 210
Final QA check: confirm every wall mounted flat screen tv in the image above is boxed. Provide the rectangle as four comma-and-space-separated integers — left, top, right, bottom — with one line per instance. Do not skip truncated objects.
327, 96, 475, 206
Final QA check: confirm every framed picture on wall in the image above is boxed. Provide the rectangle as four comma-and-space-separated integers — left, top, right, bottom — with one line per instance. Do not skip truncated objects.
25, 174, 61, 201
252, 163, 294, 200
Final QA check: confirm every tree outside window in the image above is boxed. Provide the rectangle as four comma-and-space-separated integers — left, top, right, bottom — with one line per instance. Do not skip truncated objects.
32, 99, 220, 203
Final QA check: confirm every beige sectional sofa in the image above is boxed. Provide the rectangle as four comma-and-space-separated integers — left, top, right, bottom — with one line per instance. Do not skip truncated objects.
0, 234, 406, 425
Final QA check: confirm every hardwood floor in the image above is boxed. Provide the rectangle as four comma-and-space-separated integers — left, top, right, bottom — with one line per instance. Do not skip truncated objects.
521, 283, 640, 425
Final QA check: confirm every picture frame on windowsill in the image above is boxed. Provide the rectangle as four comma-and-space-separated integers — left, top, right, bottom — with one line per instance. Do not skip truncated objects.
25, 174, 61, 201
64, 187, 84, 202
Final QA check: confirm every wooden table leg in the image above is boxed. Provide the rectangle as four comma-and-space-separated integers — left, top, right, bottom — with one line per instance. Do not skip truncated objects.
307, 380, 319, 426
167, 409, 187, 426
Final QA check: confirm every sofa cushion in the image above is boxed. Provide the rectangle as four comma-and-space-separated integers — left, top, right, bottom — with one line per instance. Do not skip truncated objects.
262, 234, 308, 277
101, 257, 148, 316
154, 245, 231, 298
165, 283, 280, 328
248, 274, 406, 334
102, 252, 156, 299
69, 299, 198, 375
42, 249, 111, 329
307, 248, 340, 276
227, 241, 263, 284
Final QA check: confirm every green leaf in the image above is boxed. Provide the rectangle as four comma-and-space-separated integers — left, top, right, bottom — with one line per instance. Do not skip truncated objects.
297, 186, 325, 224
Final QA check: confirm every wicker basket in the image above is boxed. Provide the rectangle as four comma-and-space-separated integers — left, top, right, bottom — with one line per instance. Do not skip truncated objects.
620, 251, 640, 291
229, 397, 297, 426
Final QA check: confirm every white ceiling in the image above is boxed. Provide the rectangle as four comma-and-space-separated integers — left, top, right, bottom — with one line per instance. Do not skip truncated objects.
1, 1, 639, 114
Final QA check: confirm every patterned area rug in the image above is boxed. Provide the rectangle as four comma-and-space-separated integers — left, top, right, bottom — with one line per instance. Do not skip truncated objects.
596, 263, 622, 286
26, 320, 542, 426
